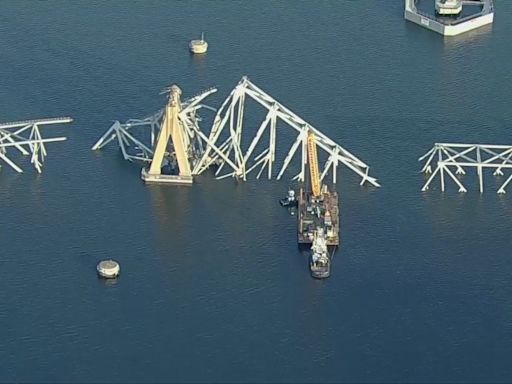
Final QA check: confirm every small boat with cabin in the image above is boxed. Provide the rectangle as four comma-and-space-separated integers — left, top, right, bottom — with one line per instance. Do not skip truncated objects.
280, 188, 298, 208
309, 229, 330, 279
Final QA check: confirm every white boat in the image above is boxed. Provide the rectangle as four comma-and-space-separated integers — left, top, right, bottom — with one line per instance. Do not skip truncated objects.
189, 33, 208, 54
279, 188, 298, 208
435, 0, 463, 15
309, 229, 330, 279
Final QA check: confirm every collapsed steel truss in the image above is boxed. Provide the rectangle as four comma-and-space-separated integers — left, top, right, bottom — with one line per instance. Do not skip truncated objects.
91, 87, 217, 163
0, 117, 72, 173
193, 77, 379, 186
92, 76, 380, 187
420, 143, 512, 193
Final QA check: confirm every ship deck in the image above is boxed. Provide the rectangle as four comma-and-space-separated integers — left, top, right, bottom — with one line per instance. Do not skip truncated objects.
297, 187, 340, 246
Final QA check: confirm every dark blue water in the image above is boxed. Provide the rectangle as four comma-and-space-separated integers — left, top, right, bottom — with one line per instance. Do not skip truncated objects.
1, 1, 512, 382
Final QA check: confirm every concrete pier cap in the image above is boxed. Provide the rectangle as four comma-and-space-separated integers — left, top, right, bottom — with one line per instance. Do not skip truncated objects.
404, 0, 494, 36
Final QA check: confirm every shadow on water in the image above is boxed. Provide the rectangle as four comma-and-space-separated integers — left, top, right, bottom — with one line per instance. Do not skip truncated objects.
146, 183, 192, 238
497, 190, 512, 213
98, 275, 120, 287
189, 51, 208, 72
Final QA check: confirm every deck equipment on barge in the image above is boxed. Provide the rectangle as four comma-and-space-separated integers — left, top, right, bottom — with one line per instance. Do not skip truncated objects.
298, 131, 339, 247
298, 186, 339, 246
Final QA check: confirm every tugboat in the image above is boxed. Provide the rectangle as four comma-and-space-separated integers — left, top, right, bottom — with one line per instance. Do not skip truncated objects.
279, 188, 298, 208
309, 229, 330, 279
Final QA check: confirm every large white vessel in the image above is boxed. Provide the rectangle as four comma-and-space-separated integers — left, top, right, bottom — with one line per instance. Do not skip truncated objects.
309, 229, 330, 279
435, 0, 463, 15
189, 33, 208, 54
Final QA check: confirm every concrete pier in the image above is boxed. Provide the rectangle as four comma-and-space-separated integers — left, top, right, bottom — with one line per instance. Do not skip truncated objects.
405, 0, 494, 36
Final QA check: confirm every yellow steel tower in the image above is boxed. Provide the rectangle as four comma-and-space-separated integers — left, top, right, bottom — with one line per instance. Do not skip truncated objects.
141, 85, 193, 184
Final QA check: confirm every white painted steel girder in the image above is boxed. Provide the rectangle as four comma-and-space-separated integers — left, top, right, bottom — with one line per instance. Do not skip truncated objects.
0, 117, 72, 173
420, 143, 512, 193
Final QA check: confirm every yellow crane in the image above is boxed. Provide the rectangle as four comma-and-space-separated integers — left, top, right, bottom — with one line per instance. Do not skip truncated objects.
307, 130, 321, 198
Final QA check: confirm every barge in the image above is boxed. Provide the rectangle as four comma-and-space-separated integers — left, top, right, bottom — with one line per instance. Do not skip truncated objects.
297, 185, 339, 247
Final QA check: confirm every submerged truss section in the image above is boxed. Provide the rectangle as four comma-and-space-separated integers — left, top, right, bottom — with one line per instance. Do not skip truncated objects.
0, 117, 73, 173
420, 143, 512, 193
193, 77, 380, 187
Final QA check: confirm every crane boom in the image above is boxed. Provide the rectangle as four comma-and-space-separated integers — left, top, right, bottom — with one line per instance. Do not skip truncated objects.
307, 131, 321, 197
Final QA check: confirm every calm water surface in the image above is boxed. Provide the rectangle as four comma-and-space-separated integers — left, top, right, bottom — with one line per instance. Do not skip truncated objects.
0, 1, 511, 382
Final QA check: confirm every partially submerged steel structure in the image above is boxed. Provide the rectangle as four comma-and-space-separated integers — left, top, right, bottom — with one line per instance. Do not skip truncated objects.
92, 76, 380, 188
420, 143, 512, 193
0, 117, 73, 173
91, 86, 216, 171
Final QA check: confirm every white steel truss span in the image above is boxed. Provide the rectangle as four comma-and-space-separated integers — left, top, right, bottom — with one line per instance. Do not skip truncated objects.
92, 76, 380, 188
193, 77, 380, 187
419, 143, 512, 194
0, 117, 72, 173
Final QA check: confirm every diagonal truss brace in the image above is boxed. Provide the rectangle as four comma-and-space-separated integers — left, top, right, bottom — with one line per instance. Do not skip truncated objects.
91, 88, 217, 165
92, 77, 379, 189
0, 117, 73, 173
193, 76, 380, 187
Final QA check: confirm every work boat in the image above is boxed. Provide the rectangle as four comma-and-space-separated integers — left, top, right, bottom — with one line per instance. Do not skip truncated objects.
280, 188, 298, 207
310, 229, 330, 279
189, 33, 208, 54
